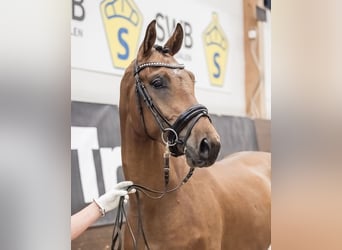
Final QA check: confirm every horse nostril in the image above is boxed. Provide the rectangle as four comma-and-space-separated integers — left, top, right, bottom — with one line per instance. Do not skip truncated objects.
199, 138, 210, 159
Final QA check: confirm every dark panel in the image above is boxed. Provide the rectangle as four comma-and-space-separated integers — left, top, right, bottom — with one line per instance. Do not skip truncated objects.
117, 166, 125, 182
71, 102, 122, 226
211, 115, 259, 160
256, 6, 267, 22
71, 150, 83, 215
254, 119, 271, 152
72, 101, 121, 147
93, 150, 105, 196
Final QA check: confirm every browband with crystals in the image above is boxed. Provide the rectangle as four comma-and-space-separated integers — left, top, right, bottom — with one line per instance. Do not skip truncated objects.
135, 62, 185, 75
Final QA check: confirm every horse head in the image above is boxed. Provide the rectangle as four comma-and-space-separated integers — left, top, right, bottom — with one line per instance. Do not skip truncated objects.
120, 20, 221, 168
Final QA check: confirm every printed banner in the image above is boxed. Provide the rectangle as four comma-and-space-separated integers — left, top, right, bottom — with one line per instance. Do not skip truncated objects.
71, 101, 124, 226
71, 0, 244, 91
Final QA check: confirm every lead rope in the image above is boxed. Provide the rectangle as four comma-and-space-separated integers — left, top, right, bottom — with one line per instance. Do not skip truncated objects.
111, 144, 195, 250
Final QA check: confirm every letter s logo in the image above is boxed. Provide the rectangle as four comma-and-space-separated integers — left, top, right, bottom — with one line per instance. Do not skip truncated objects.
213, 52, 221, 78
203, 13, 228, 86
100, 0, 143, 69
118, 28, 129, 60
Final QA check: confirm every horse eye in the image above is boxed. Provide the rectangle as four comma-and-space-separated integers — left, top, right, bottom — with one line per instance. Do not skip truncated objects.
151, 78, 164, 89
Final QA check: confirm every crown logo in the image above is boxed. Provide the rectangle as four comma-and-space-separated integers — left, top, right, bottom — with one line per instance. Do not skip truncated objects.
202, 13, 229, 86
100, 0, 143, 69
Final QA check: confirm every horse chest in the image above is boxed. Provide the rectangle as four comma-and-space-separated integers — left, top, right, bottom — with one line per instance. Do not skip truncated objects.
139, 197, 221, 249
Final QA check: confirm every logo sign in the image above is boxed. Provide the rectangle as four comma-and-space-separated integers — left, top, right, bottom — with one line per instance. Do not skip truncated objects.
203, 13, 229, 87
100, 0, 143, 69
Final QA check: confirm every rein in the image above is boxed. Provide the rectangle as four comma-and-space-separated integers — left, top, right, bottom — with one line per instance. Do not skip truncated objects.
111, 48, 211, 249
111, 147, 195, 250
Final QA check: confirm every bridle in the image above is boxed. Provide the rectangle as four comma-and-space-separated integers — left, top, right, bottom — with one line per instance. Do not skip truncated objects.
111, 46, 212, 250
133, 55, 211, 157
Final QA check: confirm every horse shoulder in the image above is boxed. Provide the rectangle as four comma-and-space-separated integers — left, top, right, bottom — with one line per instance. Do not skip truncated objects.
219, 151, 270, 181
209, 151, 271, 203
202, 151, 271, 249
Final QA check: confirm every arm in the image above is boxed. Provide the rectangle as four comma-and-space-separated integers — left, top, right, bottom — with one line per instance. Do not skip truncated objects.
71, 181, 133, 240
71, 202, 102, 240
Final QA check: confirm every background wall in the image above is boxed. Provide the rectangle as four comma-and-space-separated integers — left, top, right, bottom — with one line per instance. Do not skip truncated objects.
72, 0, 247, 115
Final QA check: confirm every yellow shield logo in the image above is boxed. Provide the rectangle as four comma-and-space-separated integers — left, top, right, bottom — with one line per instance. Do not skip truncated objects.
203, 13, 229, 87
100, 0, 143, 69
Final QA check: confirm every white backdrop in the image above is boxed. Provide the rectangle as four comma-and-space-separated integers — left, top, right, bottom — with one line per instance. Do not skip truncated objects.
71, 0, 246, 116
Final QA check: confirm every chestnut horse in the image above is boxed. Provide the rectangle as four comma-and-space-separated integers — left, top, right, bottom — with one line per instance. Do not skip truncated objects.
118, 20, 271, 250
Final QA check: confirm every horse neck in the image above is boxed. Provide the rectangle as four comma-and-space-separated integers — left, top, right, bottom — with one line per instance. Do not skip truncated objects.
121, 125, 186, 190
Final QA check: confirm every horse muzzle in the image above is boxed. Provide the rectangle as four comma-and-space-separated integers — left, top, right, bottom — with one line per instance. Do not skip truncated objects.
167, 104, 212, 156
185, 135, 221, 168
164, 104, 221, 167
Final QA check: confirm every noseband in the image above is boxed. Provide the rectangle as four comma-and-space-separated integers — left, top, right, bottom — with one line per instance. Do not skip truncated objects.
134, 58, 211, 156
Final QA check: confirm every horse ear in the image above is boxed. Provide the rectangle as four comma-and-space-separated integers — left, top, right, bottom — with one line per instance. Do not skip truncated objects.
164, 23, 183, 56
138, 20, 157, 58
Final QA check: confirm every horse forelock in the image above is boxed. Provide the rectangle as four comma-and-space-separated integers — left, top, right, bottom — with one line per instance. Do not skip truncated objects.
142, 45, 176, 62
153, 44, 166, 53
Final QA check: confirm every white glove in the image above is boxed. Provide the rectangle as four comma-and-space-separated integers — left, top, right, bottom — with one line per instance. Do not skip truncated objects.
94, 181, 133, 216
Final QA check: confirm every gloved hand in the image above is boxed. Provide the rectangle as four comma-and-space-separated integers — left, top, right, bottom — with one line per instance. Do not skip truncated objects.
94, 181, 134, 216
